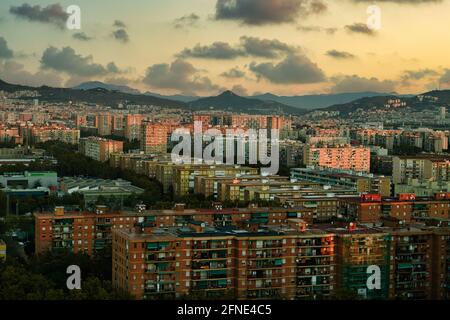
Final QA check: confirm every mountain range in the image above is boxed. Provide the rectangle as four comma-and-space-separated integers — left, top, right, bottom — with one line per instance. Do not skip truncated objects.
188, 90, 305, 115
71, 81, 398, 110
251, 92, 401, 110
1, 79, 447, 116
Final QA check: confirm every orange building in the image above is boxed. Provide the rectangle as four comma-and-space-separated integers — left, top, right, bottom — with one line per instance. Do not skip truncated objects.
140, 121, 168, 154
79, 136, 123, 162
303, 145, 371, 172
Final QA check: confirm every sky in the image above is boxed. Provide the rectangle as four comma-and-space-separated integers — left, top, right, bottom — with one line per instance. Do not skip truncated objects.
1, 0, 450, 96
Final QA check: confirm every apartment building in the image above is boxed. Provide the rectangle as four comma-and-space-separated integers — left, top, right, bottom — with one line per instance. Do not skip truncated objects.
389, 227, 433, 299
112, 222, 334, 300
392, 155, 450, 184
334, 226, 391, 299
216, 178, 321, 203
340, 193, 450, 223
34, 205, 334, 256
140, 121, 168, 154
292, 168, 391, 197
27, 126, 80, 145
303, 145, 371, 173
432, 226, 450, 299
79, 137, 123, 162
171, 164, 259, 196
124, 114, 144, 141
95, 114, 113, 136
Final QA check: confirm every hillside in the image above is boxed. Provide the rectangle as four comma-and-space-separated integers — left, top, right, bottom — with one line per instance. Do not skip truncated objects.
0, 79, 186, 108
252, 91, 396, 110
73, 81, 141, 95
189, 91, 306, 115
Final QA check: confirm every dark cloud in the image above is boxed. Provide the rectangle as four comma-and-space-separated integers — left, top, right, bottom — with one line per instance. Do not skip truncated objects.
221, 67, 246, 78
0, 60, 63, 87
240, 36, 295, 58
215, 0, 327, 25
40, 46, 120, 77
0, 36, 14, 59
9, 3, 68, 29
177, 42, 244, 59
113, 20, 127, 28
231, 84, 248, 96
72, 32, 93, 41
173, 13, 200, 29
249, 54, 326, 84
330, 75, 396, 93
326, 50, 356, 59
401, 68, 438, 80
178, 36, 295, 60
297, 25, 337, 34
143, 59, 221, 94
345, 23, 376, 36
112, 29, 129, 43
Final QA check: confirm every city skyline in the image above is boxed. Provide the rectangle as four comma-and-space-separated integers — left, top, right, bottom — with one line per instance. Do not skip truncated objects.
1, 0, 450, 96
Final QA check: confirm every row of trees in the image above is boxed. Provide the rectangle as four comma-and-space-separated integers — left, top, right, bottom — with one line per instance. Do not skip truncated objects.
0, 250, 133, 300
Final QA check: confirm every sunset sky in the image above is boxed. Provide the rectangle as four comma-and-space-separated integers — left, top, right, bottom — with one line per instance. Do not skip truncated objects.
1, 0, 450, 96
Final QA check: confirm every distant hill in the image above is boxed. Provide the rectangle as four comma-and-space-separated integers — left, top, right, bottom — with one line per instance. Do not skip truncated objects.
189, 90, 306, 115
320, 90, 450, 116
73, 81, 141, 95
252, 91, 397, 110
321, 95, 399, 115
145, 92, 199, 103
0, 79, 186, 108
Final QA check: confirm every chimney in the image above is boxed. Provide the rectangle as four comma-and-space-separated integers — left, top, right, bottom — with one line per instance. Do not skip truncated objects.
174, 203, 185, 212
54, 206, 65, 216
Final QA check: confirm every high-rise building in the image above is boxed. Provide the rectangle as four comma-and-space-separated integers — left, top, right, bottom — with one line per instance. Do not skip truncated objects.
140, 121, 168, 154
79, 137, 123, 162
96, 114, 113, 136
124, 114, 143, 141
393, 155, 450, 184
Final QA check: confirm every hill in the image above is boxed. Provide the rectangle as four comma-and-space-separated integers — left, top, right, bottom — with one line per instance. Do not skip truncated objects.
189, 91, 306, 115
252, 91, 396, 110
0, 79, 186, 108
73, 81, 141, 95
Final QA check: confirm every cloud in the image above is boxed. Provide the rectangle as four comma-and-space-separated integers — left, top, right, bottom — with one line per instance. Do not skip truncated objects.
215, 0, 327, 25
113, 20, 127, 28
0, 36, 14, 59
143, 59, 221, 94
231, 84, 248, 96
345, 23, 376, 36
439, 69, 450, 84
401, 68, 438, 80
173, 13, 200, 29
240, 36, 296, 58
330, 75, 397, 93
177, 42, 244, 59
40, 46, 121, 77
112, 20, 129, 43
249, 54, 326, 84
112, 29, 129, 43
326, 50, 356, 59
178, 36, 296, 60
72, 32, 93, 41
297, 25, 337, 34
0, 60, 63, 87
221, 67, 246, 78
9, 3, 68, 29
